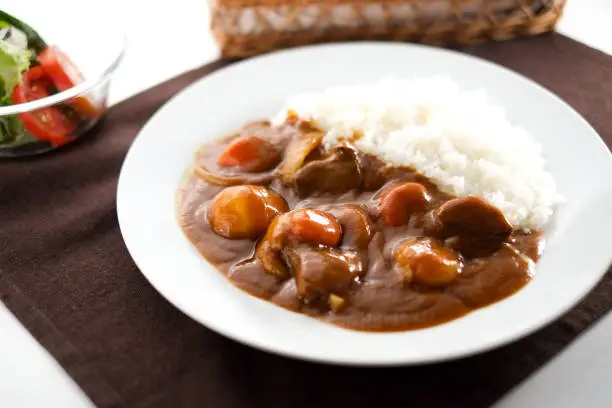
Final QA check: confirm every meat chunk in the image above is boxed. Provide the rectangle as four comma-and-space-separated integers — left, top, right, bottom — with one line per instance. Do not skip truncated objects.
326, 204, 374, 248
286, 247, 362, 303
424, 196, 512, 258
429, 196, 512, 239
255, 209, 343, 278
355, 152, 388, 191
444, 235, 505, 259
294, 147, 361, 196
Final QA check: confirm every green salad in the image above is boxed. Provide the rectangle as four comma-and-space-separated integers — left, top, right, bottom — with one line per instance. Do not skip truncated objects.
0, 10, 100, 149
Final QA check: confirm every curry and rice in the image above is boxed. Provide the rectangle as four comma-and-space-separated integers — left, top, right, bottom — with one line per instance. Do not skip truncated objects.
177, 77, 562, 332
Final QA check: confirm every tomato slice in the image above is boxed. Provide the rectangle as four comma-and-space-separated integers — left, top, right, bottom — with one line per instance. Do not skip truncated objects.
38, 46, 102, 118
17, 66, 52, 99
13, 67, 78, 146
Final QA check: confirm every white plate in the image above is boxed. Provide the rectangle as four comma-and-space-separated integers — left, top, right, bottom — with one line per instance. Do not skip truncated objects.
117, 43, 612, 365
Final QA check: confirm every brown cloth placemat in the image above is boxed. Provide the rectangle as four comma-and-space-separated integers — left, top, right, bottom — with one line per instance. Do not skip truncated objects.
1, 34, 611, 408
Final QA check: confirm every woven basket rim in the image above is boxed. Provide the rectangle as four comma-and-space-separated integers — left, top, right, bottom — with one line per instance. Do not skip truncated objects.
212, 0, 567, 57
216, 0, 564, 8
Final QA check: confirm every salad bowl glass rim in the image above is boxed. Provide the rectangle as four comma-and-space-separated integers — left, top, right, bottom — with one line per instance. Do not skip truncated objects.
0, 33, 126, 117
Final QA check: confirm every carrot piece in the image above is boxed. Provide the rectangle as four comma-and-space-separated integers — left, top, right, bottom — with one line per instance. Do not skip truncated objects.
378, 182, 431, 226
217, 135, 280, 172
288, 209, 342, 247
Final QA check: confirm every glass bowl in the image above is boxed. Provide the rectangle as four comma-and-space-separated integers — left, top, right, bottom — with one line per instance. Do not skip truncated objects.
0, 4, 125, 157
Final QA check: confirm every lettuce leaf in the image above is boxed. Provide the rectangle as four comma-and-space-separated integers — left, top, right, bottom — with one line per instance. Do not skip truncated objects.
0, 39, 30, 100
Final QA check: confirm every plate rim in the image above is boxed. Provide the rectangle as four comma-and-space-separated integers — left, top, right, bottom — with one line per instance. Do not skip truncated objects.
117, 41, 612, 366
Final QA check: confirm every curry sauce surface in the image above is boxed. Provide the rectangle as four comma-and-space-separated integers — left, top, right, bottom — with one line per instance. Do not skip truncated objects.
178, 121, 543, 332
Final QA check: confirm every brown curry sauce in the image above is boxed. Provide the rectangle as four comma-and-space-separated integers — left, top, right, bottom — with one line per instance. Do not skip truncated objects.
178, 120, 544, 332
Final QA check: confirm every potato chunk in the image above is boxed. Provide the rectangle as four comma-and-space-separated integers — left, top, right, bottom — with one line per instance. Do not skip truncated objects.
394, 238, 462, 287
209, 185, 288, 239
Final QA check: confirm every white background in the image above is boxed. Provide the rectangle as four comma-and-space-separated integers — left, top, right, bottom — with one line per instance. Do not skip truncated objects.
1, 0, 611, 406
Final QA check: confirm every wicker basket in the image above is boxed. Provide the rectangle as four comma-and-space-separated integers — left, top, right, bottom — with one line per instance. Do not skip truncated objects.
211, 0, 566, 57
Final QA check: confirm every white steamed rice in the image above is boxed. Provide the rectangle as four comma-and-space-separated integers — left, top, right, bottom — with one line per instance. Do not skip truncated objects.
272, 77, 562, 230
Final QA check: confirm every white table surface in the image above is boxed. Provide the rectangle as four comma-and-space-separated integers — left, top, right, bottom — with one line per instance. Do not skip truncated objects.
1, 0, 611, 407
